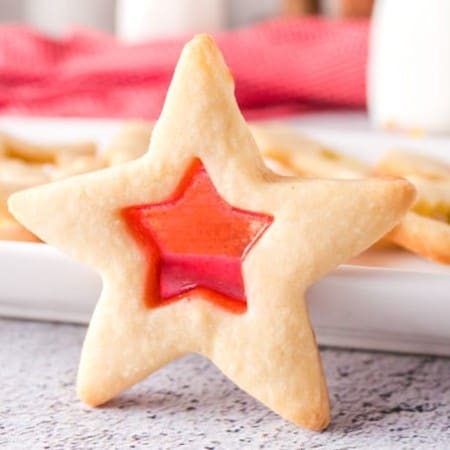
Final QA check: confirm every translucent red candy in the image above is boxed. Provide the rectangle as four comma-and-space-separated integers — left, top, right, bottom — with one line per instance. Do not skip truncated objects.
122, 159, 273, 314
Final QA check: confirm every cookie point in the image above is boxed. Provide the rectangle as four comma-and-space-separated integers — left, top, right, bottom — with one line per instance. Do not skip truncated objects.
401, 176, 417, 198
389, 176, 417, 206
77, 378, 106, 408
188, 33, 217, 51
182, 33, 224, 67
284, 405, 330, 431
7, 189, 39, 230
7, 191, 24, 219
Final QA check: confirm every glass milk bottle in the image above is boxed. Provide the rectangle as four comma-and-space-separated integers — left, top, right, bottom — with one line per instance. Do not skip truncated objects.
368, 0, 450, 133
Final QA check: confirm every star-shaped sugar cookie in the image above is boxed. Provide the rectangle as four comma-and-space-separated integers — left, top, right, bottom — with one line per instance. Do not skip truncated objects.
9, 35, 415, 430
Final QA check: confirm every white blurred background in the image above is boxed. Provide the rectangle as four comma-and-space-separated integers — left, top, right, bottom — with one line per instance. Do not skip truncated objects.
0, 0, 279, 36
0, 0, 372, 41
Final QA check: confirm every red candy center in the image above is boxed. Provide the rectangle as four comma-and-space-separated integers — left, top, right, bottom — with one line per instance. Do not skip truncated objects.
122, 159, 273, 314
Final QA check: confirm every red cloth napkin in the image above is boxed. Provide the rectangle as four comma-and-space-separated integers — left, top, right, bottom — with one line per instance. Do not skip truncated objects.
0, 18, 368, 120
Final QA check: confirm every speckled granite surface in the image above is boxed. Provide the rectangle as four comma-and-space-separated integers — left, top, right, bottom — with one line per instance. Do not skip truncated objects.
1, 318, 449, 450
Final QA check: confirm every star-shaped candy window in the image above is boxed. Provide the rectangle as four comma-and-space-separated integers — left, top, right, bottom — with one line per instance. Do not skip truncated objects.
122, 159, 273, 313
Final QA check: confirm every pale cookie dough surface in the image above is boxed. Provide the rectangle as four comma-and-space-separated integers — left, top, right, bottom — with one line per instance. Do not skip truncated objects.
9, 35, 415, 430
377, 150, 450, 264
0, 132, 103, 241
252, 127, 450, 263
0, 217, 39, 242
251, 123, 370, 179
388, 212, 450, 264
104, 120, 153, 166
377, 149, 450, 181
0, 131, 96, 164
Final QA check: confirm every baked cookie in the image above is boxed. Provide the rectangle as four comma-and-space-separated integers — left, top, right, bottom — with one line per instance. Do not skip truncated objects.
376, 149, 450, 181
251, 124, 399, 249
101, 121, 364, 178
387, 211, 450, 263
0, 159, 50, 241
104, 121, 152, 166
0, 131, 96, 165
0, 132, 104, 241
9, 35, 415, 430
252, 125, 445, 257
251, 123, 370, 179
0, 216, 39, 242
377, 150, 450, 263
49, 154, 106, 180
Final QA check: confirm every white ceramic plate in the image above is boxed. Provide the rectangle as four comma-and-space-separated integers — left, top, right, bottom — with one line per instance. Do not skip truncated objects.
1, 114, 449, 356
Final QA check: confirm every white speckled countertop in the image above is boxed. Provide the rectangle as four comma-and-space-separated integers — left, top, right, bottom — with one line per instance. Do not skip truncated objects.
1, 318, 449, 449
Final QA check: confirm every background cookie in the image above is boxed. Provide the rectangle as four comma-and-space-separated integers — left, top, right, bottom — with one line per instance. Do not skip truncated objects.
251, 123, 370, 179
377, 150, 450, 263
104, 121, 152, 166
0, 132, 105, 241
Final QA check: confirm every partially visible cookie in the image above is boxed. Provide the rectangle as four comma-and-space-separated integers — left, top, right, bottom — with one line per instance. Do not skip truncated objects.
50, 154, 106, 180
0, 160, 50, 221
387, 212, 450, 264
251, 123, 370, 179
252, 125, 450, 263
0, 216, 39, 242
377, 150, 450, 264
0, 133, 105, 241
376, 149, 450, 181
251, 124, 399, 249
0, 131, 96, 164
104, 121, 152, 166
